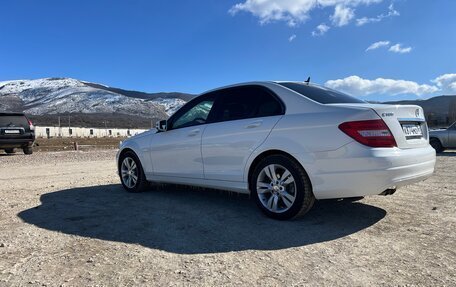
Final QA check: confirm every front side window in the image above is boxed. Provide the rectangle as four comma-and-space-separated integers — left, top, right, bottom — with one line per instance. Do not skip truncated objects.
214, 86, 284, 122
172, 98, 215, 129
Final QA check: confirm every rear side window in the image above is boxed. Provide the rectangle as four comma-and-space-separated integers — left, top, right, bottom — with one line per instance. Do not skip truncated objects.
214, 86, 284, 122
0, 115, 28, 128
278, 82, 365, 104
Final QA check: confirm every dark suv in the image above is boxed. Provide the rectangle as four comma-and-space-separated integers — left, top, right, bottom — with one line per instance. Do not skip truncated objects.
0, 112, 35, 155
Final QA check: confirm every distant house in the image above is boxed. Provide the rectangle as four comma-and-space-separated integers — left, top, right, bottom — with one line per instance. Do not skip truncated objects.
35, 126, 148, 138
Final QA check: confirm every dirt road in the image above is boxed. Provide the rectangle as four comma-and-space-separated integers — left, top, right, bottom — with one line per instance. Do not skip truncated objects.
0, 150, 455, 286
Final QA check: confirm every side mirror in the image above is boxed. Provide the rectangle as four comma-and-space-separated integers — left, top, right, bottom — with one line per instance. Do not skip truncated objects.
156, 120, 168, 132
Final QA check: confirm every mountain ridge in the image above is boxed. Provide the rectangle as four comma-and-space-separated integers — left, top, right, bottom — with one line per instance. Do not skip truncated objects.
0, 77, 194, 117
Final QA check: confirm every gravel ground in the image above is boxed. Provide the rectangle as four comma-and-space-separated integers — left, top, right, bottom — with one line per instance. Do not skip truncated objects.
0, 150, 455, 286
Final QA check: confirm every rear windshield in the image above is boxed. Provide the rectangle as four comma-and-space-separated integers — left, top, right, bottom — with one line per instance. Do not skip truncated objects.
278, 82, 365, 104
0, 115, 28, 127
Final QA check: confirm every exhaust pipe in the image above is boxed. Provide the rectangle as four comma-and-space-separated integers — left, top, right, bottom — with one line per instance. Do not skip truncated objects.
379, 187, 397, 196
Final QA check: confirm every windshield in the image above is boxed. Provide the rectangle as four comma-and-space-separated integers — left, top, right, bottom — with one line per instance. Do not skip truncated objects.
278, 82, 365, 104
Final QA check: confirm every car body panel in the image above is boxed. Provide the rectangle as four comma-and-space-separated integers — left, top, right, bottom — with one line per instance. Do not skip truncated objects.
148, 125, 206, 179
294, 143, 435, 199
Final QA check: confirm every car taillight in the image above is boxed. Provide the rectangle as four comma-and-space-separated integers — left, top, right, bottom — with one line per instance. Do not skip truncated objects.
26, 116, 34, 129
338, 119, 397, 148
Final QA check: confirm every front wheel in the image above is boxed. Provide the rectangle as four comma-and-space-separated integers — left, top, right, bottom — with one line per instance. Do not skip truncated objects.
119, 151, 149, 193
251, 154, 315, 220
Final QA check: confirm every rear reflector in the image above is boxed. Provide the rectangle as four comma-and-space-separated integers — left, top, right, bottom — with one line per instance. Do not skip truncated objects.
339, 119, 397, 148
25, 116, 34, 129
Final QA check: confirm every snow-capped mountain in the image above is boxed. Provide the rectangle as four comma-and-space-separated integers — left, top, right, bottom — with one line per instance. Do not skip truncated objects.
150, 97, 187, 115
0, 78, 191, 118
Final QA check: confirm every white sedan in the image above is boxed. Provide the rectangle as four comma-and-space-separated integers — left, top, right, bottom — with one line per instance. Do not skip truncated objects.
117, 81, 436, 220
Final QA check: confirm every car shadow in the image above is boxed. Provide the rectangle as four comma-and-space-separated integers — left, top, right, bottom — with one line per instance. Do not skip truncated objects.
18, 184, 386, 254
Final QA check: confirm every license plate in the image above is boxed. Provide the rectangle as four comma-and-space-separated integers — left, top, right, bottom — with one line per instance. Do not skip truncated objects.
402, 124, 423, 137
4, 129, 20, 134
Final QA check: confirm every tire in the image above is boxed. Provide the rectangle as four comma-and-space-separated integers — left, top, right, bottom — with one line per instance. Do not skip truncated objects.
250, 154, 315, 220
118, 151, 149, 193
430, 138, 444, 153
23, 147, 33, 155
5, 148, 16, 154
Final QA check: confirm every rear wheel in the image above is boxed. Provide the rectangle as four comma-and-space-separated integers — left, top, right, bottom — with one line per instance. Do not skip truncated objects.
5, 149, 16, 154
23, 147, 33, 155
251, 154, 315, 220
119, 151, 149, 193
430, 138, 444, 153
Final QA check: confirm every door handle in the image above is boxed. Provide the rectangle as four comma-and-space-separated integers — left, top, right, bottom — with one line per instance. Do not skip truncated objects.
245, 120, 262, 129
188, 129, 200, 136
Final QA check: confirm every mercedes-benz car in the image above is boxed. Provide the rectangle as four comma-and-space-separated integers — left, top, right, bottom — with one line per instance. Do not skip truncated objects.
429, 122, 456, 153
116, 81, 436, 220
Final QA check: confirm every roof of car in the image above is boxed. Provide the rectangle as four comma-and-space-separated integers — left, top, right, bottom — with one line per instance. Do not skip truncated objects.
0, 112, 25, 116
201, 81, 307, 94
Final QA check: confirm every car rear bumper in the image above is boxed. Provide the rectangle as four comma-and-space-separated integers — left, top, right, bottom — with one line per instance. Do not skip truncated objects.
0, 138, 35, 149
297, 143, 436, 200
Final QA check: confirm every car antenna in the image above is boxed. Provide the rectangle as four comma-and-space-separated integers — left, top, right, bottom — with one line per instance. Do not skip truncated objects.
304, 77, 311, 85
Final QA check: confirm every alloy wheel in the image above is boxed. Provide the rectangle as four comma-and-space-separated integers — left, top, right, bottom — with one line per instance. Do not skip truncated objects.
121, 157, 138, 189
256, 164, 297, 213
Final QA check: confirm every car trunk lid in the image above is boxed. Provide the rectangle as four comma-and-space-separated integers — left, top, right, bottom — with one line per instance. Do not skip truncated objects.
329, 103, 428, 149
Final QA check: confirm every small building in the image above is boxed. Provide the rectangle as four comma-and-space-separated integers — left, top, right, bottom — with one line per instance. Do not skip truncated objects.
35, 126, 148, 138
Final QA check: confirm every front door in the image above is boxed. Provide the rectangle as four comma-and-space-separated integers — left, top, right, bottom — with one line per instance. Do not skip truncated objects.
149, 94, 216, 178
448, 123, 456, 147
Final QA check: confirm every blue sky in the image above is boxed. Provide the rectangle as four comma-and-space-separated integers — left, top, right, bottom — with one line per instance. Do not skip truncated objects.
1, 0, 455, 101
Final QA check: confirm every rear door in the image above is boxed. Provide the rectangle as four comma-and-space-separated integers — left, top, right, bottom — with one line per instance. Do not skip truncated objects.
201, 86, 285, 182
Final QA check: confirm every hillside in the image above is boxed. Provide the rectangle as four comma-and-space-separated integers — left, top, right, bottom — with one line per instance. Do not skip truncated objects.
0, 78, 193, 127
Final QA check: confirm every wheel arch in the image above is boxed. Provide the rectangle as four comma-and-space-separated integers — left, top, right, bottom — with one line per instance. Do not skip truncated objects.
247, 149, 312, 194
430, 136, 444, 146
117, 147, 144, 172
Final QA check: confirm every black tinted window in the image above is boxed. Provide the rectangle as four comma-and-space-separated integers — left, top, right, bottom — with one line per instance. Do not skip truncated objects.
215, 86, 283, 122
0, 115, 28, 127
278, 82, 365, 104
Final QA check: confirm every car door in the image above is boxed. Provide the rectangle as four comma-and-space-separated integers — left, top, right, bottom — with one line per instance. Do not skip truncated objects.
149, 93, 216, 179
448, 122, 456, 147
201, 85, 285, 182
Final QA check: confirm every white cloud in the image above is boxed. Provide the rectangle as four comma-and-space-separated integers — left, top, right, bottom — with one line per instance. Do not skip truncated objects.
356, 3, 399, 26
229, 0, 383, 27
389, 43, 412, 54
288, 34, 297, 42
325, 75, 439, 97
432, 74, 456, 94
312, 23, 330, 36
366, 40, 390, 51
331, 5, 355, 26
